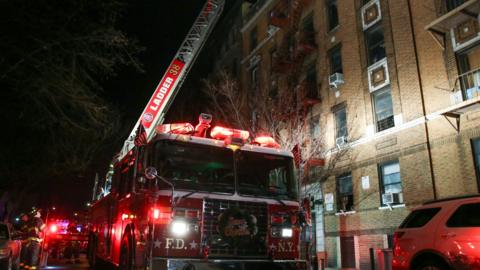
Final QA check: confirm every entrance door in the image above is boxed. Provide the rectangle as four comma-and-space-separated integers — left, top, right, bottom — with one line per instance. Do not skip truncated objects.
340, 236, 355, 268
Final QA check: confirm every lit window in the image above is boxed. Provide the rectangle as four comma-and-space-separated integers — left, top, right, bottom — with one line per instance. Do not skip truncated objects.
373, 87, 394, 132
379, 160, 403, 205
337, 173, 353, 212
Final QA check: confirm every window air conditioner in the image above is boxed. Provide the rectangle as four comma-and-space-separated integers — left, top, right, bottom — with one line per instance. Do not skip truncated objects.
382, 192, 401, 204
335, 136, 347, 148
329, 73, 344, 88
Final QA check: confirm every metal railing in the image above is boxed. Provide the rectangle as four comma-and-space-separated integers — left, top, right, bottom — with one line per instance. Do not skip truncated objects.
243, 0, 269, 25
438, 0, 468, 14
452, 68, 480, 104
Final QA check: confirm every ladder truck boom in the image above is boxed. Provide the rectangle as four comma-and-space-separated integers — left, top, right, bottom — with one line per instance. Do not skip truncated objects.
119, 0, 225, 161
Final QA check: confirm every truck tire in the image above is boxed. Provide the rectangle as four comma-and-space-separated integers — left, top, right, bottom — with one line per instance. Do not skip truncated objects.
87, 234, 98, 269
415, 259, 449, 270
119, 235, 135, 270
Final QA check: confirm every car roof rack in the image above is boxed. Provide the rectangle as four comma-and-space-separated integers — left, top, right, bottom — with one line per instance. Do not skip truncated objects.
423, 194, 480, 205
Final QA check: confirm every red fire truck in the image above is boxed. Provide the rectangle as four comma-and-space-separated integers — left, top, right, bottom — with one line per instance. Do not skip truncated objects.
87, 1, 307, 269
88, 120, 306, 269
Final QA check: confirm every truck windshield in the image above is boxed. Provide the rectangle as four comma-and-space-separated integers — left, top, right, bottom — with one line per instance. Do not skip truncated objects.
154, 141, 235, 193
236, 151, 298, 200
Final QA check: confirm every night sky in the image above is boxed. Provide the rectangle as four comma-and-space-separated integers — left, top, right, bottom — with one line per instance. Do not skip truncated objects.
61, 0, 213, 211
0, 0, 231, 216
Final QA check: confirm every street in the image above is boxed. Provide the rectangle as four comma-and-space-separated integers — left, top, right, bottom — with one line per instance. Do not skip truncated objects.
41, 255, 90, 270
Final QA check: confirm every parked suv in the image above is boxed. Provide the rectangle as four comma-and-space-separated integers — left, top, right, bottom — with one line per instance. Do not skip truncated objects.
393, 194, 480, 270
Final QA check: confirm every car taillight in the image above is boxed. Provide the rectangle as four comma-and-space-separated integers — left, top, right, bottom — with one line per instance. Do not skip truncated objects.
393, 231, 405, 256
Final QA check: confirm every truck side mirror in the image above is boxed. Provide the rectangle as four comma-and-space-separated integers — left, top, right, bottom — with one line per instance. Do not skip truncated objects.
145, 167, 158, 180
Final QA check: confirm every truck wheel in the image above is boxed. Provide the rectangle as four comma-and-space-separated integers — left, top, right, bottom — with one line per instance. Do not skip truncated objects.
415, 259, 449, 270
87, 234, 97, 268
119, 236, 134, 270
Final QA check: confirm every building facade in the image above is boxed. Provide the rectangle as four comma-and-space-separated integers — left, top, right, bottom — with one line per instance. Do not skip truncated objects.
239, 0, 480, 269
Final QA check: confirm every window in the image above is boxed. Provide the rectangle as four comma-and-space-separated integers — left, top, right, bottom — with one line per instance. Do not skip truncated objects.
447, 203, 480, 227
472, 138, 480, 191
334, 105, 347, 139
302, 14, 316, 46
305, 64, 318, 98
337, 173, 353, 211
326, 0, 339, 31
310, 115, 320, 138
456, 46, 480, 101
446, 0, 467, 11
329, 45, 343, 75
365, 24, 386, 65
399, 208, 441, 228
379, 160, 403, 205
251, 66, 259, 90
0, 224, 8, 240
250, 27, 258, 52
373, 87, 394, 132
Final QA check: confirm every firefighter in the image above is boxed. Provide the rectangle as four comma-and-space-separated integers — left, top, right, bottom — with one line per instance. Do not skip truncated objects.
24, 209, 45, 269
64, 221, 81, 264
17, 213, 30, 269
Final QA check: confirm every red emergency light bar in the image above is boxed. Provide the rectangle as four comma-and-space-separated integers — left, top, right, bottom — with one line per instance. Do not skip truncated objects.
253, 136, 280, 148
210, 126, 249, 141
49, 224, 58, 233
156, 123, 195, 135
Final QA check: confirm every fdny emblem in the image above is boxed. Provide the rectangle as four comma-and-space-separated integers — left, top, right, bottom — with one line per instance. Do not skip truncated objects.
217, 207, 258, 238
143, 113, 153, 123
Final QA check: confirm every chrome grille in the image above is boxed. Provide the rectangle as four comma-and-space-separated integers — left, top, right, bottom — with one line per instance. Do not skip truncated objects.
203, 199, 268, 257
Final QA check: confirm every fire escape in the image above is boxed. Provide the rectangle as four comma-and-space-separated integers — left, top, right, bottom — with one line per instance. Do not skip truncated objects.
270, 0, 320, 109
270, 0, 324, 175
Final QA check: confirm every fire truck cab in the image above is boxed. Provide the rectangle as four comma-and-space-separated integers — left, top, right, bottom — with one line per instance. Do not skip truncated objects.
88, 119, 307, 270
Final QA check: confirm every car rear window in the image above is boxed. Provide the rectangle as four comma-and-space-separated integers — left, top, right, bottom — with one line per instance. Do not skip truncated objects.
447, 202, 480, 227
399, 207, 441, 228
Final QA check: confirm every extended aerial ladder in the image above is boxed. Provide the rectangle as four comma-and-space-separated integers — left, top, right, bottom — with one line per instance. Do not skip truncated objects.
118, 0, 225, 161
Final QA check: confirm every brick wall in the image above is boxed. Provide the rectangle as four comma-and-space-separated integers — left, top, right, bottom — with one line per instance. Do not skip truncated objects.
240, 0, 480, 269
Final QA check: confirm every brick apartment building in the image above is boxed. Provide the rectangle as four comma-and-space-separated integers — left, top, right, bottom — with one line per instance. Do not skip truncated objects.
237, 0, 480, 269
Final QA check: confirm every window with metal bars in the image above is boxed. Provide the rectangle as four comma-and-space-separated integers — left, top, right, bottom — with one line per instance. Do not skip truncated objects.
372, 87, 394, 132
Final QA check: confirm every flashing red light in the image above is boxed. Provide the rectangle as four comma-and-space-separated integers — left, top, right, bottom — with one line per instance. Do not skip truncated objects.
153, 209, 160, 219
156, 123, 195, 135
253, 136, 280, 148
152, 207, 172, 224
203, 245, 210, 258
210, 126, 249, 141
49, 224, 58, 233
271, 215, 284, 224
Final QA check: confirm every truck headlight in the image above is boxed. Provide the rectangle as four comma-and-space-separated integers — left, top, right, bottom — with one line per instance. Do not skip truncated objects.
0, 248, 9, 258
281, 228, 293, 238
171, 220, 188, 236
